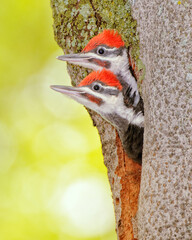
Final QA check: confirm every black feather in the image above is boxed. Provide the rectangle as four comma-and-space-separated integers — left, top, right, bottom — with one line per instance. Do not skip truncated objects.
121, 124, 144, 165
120, 84, 144, 164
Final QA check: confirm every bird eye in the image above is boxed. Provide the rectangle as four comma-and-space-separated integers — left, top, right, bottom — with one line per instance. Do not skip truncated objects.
93, 84, 100, 91
98, 48, 105, 55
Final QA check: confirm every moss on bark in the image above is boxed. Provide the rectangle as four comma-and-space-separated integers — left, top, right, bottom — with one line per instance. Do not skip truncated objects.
50, 1, 143, 239
50, 0, 145, 86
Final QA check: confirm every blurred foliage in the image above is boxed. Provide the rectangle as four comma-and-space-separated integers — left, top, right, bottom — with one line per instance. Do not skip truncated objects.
0, 0, 116, 239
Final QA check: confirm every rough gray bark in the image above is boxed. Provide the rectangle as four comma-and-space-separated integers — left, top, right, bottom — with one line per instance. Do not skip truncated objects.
132, 1, 192, 239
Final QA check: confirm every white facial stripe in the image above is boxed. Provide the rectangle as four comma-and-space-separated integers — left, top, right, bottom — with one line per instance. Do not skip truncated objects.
101, 86, 118, 91
80, 86, 117, 96
95, 46, 118, 54
90, 90, 144, 127
80, 88, 143, 124
131, 114, 144, 127
115, 93, 139, 122
116, 106, 144, 128
83, 51, 119, 61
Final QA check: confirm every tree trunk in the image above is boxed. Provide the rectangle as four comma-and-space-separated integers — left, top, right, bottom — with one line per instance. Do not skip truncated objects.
51, 0, 192, 239
132, 1, 192, 239
51, 0, 143, 239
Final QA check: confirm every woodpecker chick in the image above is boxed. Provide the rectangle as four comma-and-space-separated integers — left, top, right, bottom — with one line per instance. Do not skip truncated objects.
57, 30, 140, 106
51, 69, 144, 164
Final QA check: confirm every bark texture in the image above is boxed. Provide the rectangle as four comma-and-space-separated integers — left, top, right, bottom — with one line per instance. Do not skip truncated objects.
132, 1, 192, 239
51, 0, 144, 239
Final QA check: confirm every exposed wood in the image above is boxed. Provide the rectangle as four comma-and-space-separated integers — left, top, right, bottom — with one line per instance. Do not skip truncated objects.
115, 132, 141, 240
51, 1, 143, 239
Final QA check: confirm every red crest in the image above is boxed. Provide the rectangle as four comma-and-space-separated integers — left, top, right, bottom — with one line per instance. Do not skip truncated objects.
82, 30, 125, 52
78, 69, 122, 90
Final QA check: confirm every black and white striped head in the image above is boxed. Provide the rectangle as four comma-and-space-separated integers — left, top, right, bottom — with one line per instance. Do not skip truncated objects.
57, 30, 129, 76
51, 69, 144, 130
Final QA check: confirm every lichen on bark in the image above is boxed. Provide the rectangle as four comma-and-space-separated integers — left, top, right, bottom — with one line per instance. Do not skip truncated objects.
51, 0, 145, 85
50, 1, 143, 239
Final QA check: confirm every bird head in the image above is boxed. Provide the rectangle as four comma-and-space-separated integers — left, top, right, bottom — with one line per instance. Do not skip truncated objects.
57, 30, 128, 76
51, 69, 140, 129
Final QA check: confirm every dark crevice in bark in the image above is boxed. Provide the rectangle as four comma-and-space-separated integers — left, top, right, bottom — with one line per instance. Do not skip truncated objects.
89, 0, 102, 28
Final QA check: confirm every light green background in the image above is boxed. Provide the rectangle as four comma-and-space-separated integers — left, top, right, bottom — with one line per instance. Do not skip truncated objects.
0, 1, 116, 239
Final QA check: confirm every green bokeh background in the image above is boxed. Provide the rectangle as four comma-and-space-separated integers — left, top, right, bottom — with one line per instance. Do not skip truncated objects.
0, 1, 116, 239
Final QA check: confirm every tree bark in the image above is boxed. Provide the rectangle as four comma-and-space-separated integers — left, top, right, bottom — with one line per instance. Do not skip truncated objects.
132, 1, 192, 239
51, 1, 144, 239
51, 0, 192, 239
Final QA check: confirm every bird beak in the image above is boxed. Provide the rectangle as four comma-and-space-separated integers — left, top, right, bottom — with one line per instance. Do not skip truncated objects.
50, 85, 103, 107
57, 53, 92, 64
57, 53, 109, 70
50, 85, 85, 98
